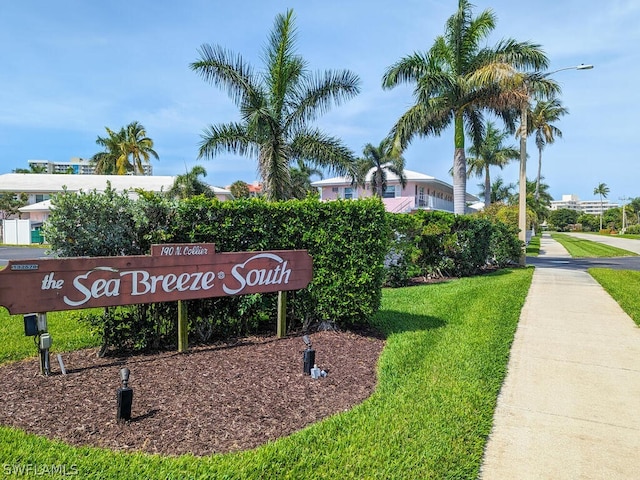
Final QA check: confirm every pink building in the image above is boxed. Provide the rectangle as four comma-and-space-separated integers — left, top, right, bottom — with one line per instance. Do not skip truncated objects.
311, 168, 479, 214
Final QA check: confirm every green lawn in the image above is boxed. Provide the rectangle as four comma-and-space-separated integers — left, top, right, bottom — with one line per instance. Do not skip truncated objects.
0, 310, 101, 365
550, 233, 637, 257
0, 268, 533, 479
589, 268, 640, 326
526, 234, 541, 256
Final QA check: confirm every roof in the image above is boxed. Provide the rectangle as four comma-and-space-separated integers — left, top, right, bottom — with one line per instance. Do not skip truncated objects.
19, 200, 52, 212
0, 173, 232, 196
311, 167, 438, 187
311, 167, 478, 202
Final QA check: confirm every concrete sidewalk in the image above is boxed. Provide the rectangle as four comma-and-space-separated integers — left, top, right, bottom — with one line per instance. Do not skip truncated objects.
480, 233, 640, 479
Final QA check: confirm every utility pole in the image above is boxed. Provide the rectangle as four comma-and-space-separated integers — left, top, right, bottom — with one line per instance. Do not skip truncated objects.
620, 196, 629, 232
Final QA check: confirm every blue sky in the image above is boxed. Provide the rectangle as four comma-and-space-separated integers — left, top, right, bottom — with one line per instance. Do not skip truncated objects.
0, 1, 636, 202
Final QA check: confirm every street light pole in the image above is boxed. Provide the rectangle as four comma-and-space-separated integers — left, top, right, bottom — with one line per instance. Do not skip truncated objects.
518, 63, 593, 266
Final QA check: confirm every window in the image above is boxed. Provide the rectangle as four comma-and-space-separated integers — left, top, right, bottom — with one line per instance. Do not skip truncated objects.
35, 194, 50, 203
383, 186, 396, 198
344, 187, 354, 199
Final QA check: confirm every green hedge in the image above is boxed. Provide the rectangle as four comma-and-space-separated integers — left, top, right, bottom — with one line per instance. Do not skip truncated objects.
45, 191, 390, 350
385, 210, 521, 285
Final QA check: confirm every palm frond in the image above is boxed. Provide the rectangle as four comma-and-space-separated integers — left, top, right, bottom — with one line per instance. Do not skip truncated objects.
191, 44, 258, 108
198, 123, 257, 159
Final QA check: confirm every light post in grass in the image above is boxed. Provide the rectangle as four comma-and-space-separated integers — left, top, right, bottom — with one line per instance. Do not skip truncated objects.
517, 64, 593, 266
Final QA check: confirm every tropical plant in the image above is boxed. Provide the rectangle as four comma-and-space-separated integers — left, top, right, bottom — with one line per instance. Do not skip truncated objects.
526, 97, 568, 199
124, 121, 159, 175
167, 165, 215, 199
190, 9, 360, 201
482, 176, 516, 204
466, 121, 519, 207
92, 122, 158, 175
512, 178, 552, 225
92, 127, 123, 174
289, 159, 323, 199
353, 138, 407, 197
593, 182, 610, 230
382, 0, 548, 214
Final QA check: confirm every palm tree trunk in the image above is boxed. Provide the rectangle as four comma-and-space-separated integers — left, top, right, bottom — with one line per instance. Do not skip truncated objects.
452, 114, 466, 215
599, 194, 603, 230
535, 147, 542, 200
484, 164, 491, 208
518, 106, 528, 266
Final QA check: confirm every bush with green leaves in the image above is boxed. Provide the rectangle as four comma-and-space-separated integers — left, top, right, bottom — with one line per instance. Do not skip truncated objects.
43, 184, 142, 256
44, 193, 389, 351
625, 224, 640, 235
549, 208, 579, 231
387, 210, 520, 280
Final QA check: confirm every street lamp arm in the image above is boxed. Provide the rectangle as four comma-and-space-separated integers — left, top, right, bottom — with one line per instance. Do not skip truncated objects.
545, 64, 594, 77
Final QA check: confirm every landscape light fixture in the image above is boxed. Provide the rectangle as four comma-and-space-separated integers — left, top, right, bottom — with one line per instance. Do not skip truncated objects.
302, 335, 315, 375
116, 368, 133, 422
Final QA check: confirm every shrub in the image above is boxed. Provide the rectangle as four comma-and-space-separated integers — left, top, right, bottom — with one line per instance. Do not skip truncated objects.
44, 194, 390, 350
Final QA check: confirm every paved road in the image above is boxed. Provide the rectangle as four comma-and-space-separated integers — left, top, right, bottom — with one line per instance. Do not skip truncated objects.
0, 246, 51, 267
527, 232, 640, 271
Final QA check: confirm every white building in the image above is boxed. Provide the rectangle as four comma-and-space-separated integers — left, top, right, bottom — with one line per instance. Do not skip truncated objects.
311, 167, 479, 214
0, 173, 233, 244
549, 194, 619, 215
28, 157, 154, 176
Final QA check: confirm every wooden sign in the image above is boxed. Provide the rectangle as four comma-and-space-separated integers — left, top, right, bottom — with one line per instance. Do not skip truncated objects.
0, 244, 313, 314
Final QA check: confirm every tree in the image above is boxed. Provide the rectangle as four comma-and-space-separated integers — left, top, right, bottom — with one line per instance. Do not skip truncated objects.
549, 208, 579, 231
482, 176, 516, 204
92, 122, 158, 175
229, 180, 251, 199
593, 182, 609, 230
124, 121, 159, 175
167, 165, 215, 199
0, 192, 28, 219
191, 9, 360, 201
527, 98, 568, 199
382, 0, 548, 214
13, 164, 46, 174
353, 138, 407, 197
576, 213, 600, 232
290, 159, 322, 199
466, 121, 519, 207
92, 127, 124, 174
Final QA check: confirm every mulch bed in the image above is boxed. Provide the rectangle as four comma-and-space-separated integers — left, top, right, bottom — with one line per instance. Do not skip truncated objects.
0, 330, 385, 457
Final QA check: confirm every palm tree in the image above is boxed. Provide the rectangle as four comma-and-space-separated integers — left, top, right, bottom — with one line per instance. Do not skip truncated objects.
124, 121, 159, 175
290, 159, 323, 199
526, 98, 568, 200
92, 127, 124, 174
167, 165, 215, 199
92, 122, 158, 175
353, 138, 407, 197
483, 176, 516, 204
190, 9, 360, 201
466, 121, 519, 207
382, 0, 548, 214
593, 182, 610, 230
